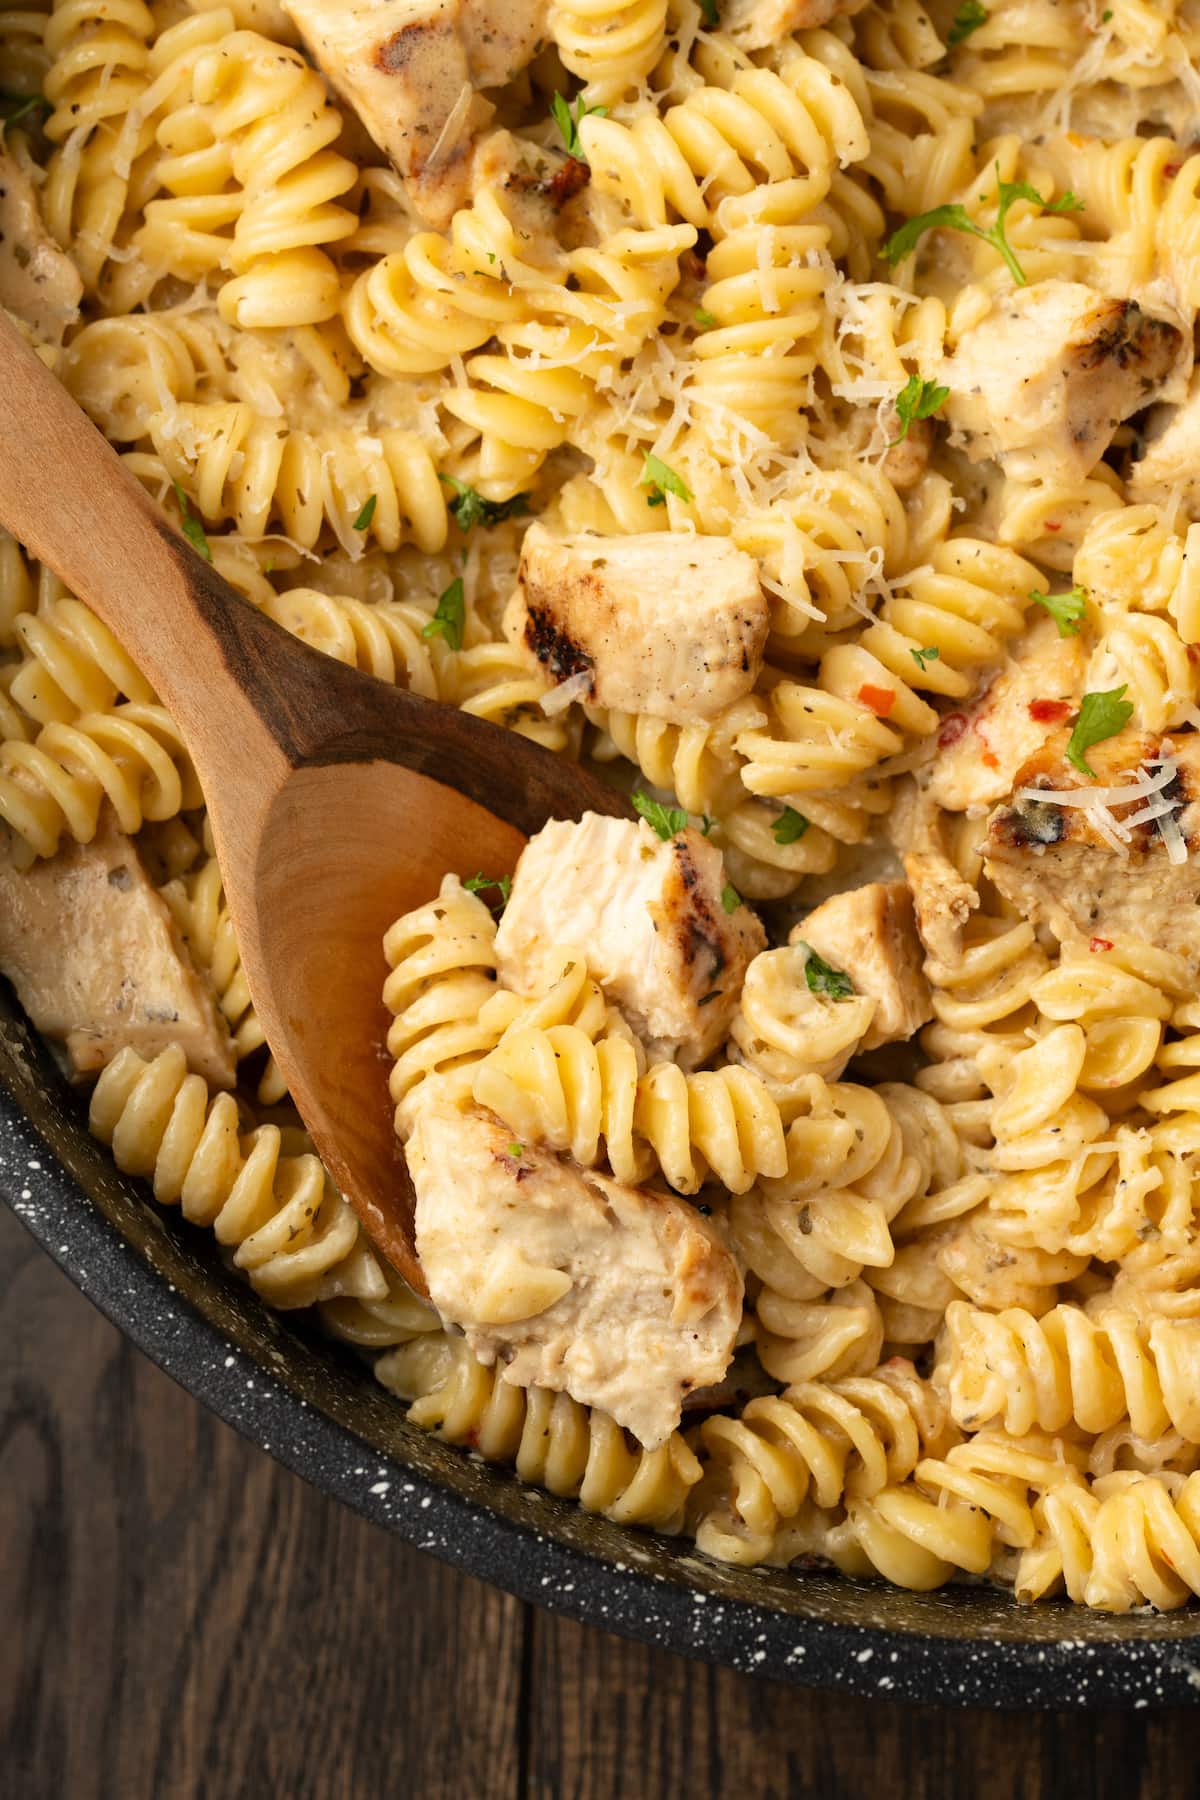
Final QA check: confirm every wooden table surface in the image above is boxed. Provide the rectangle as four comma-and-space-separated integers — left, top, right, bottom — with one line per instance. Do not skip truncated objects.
3, 1201, 1197, 1800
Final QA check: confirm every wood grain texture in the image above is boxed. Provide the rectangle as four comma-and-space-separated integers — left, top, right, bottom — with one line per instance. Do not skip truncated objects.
3, 1201, 1197, 1800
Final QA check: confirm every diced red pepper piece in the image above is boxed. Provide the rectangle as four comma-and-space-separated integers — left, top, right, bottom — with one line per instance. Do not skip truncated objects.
858, 683, 895, 717
1028, 698, 1072, 723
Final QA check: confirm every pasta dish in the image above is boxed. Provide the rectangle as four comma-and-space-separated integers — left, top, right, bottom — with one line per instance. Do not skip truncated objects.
4, 0, 1200, 1614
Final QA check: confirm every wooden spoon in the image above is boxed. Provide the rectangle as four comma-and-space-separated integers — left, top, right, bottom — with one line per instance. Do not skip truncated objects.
0, 313, 628, 1293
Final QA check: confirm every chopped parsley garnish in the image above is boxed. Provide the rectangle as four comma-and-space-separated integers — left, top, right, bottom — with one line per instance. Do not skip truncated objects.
171, 480, 211, 563
1031, 585, 1087, 637
422, 577, 466, 651
721, 882, 741, 914
640, 453, 692, 508
911, 645, 941, 671
0, 89, 49, 131
550, 92, 607, 162
798, 943, 855, 1000
507, 1141, 525, 1157
438, 474, 530, 534
694, 308, 717, 328
884, 166, 1083, 287
352, 493, 376, 531
699, 0, 720, 21
632, 789, 689, 839
947, 0, 988, 46
1066, 686, 1134, 779
463, 872, 513, 907
772, 806, 810, 845
891, 374, 949, 445
700, 813, 716, 836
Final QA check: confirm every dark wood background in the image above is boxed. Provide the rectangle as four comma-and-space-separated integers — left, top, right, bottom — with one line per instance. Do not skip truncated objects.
2, 1202, 1196, 1800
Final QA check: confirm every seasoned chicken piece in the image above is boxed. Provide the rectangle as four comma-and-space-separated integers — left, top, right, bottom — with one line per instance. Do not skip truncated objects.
1129, 369, 1200, 509
283, 0, 547, 227
790, 881, 931, 1049
928, 615, 1088, 812
408, 1098, 743, 1447
504, 523, 768, 725
0, 141, 82, 347
985, 727, 1200, 968
0, 819, 235, 1086
494, 814, 765, 1068
721, 0, 866, 50
940, 282, 1183, 484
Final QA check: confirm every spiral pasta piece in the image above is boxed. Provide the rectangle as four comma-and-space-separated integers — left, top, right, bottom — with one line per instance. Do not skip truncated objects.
376, 1331, 702, 1532
686, 1362, 955, 1565
89, 1043, 380, 1308
0, 701, 201, 859
937, 1300, 1200, 1445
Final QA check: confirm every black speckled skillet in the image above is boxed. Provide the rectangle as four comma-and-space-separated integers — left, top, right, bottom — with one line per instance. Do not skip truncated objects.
4, 988, 1200, 1708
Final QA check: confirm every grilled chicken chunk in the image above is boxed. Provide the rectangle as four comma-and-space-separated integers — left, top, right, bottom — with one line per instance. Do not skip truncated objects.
941, 282, 1183, 484
928, 615, 1088, 812
721, 0, 866, 49
791, 881, 931, 1049
408, 1097, 743, 1446
505, 524, 768, 725
0, 819, 235, 1085
283, 0, 547, 227
494, 814, 765, 1068
0, 141, 82, 346
887, 781, 979, 966
1129, 368, 1200, 509
985, 727, 1200, 967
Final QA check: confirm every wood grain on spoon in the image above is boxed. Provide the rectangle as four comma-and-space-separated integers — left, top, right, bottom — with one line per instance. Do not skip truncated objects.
0, 313, 629, 1292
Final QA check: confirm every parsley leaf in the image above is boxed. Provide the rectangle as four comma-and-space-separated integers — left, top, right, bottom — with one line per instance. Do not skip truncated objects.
1066, 686, 1134, 779
721, 882, 741, 914
438, 474, 530, 534
891, 374, 949, 444
640, 452, 692, 508
352, 493, 376, 531
171, 480, 212, 563
694, 307, 717, 328
700, 813, 716, 836
798, 943, 855, 1001
0, 89, 48, 131
507, 1141, 525, 1157
772, 806, 810, 845
884, 165, 1083, 286
632, 789, 688, 839
550, 91, 607, 162
422, 577, 466, 651
911, 645, 941, 671
947, 0, 988, 45
463, 872, 512, 907
1031, 585, 1087, 637
699, 0, 721, 24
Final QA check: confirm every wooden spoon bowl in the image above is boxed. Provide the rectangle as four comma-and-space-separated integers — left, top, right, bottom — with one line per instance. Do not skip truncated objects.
0, 314, 628, 1291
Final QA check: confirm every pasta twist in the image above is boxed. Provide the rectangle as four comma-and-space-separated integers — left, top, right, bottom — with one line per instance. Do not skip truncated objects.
0, 701, 201, 860
136, 28, 358, 325
726, 943, 877, 1098
89, 1044, 378, 1308
472, 1021, 786, 1193
686, 1361, 955, 1565
376, 1331, 703, 1532
146, 404, 449, 556
4, 594, 154, 727
937, 1299, 1200, 1445
549, 0, 669, 103
1017, 1471, 1200, 1614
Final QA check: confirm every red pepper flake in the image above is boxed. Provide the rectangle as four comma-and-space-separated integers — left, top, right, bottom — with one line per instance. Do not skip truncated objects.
1044, 519, 1062, 532
1089, 937, 1114, 953
1166, 164, 1182, 179
858, 683, 896, 717
981, 750, 999, 769
1029, 698, 1072, 723
939, 712, 968, 748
